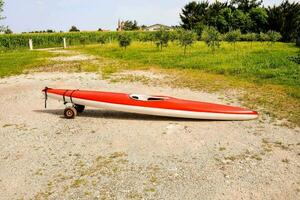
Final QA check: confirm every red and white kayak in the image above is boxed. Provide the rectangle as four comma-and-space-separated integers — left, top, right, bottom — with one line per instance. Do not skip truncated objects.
43, 88, 258, 120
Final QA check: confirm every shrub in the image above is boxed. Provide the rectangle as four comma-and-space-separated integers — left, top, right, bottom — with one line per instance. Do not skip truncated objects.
257, 32, 268, 42
155, 28, 170, 51
193, 23, 206, 40
267, 30, 282, 45
242, 32, 256, 47
169, 31, 179, 43
177, 29, 197, 55
242, 33, 257, 41
201, 27, 221, 52
117, 33, 132, 50
4, 28, 12, 34
225, 29, 241, 49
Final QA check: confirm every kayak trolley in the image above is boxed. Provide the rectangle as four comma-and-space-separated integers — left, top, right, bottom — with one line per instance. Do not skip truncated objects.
43, 87, 85, 119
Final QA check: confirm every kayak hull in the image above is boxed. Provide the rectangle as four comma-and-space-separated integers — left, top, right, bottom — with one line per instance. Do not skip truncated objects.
46, 90, 258, 120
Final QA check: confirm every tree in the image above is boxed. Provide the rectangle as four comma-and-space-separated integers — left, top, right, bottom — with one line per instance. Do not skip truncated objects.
267, 30, 281, 46
118, 33, 132, 50
180, 0, 299, 42
0, 0, 3, 19
218, 7, 234, 33
297, 23, 300, 46
243, 32, 256, 47
267, 1, 300, 42
0, 0, 5, 32
155, 28, 170, 51
230, 0, 263, 12
249, 7, 268, 33
177, 29, 197, 55
201, 27, 221, 53
180, 1, 209, 30
69, 26, 80, 32
231, 9, 252, 33
123, 20, 139, 31
225, 29, 241, 49
193, 22, 206, 39
4, 27, 12, 34
205, 1, 229, 32
140, 25, 147, 30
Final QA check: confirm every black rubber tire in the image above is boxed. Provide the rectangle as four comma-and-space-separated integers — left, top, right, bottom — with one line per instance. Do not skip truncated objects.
74, 104, 85, 113
64, 107, 77, 119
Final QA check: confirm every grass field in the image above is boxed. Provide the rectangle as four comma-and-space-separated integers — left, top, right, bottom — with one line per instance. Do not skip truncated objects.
81, 41, 299, 91
0, 50, 53, 77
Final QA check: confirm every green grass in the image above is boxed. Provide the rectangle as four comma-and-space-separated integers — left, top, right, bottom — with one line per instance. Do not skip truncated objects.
81, 41, 299, 90
0, 50, 53, 77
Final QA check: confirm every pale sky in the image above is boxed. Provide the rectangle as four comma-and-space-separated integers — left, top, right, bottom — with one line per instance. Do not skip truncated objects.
1, 0, 293, 33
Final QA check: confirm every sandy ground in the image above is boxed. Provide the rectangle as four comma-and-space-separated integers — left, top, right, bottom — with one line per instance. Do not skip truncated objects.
0, 69, 300, 199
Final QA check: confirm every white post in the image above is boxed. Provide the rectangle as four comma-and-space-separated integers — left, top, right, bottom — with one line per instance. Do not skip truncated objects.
63, 38, 67, 49
29, 39, 33, 50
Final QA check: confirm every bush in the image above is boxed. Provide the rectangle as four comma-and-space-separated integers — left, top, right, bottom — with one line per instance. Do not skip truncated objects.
201, 27, 221, 52
155, 28, 170, 51
4, 28, 13, 34
267, 30, 282, 45
225, 30, 241, 49
242, 33, 257, 41
177, 29, 197, 55
169, 31, 179, 43
193, 23, 206, 40
117, 33, 132, 50
257, 32, 268, 42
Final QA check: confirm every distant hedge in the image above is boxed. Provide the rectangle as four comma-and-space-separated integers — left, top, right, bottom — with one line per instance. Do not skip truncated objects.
0, 32, 110, 49
0, 30, 289, 50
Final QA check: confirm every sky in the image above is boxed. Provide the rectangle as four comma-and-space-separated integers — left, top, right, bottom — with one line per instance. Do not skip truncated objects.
1, 0, 293, 33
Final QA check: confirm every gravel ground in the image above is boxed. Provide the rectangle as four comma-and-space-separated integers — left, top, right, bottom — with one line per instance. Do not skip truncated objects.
0, 71, 299, 200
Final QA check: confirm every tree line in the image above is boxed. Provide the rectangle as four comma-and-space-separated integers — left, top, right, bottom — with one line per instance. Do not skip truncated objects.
180, 0, 300, 43
1, 0, 299, 47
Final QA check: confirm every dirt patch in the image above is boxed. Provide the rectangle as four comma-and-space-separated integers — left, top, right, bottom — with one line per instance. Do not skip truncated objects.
0, 72, 299, 199
47, 50, 76, 54
50, 55, 96, 62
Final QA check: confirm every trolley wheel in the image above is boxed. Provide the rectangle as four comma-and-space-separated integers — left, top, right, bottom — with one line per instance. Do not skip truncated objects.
64, 106, 77, 119
74, 104, 85, 113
